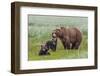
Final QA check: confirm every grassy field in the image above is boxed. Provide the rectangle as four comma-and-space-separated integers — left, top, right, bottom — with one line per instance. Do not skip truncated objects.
28, 15, 88, 61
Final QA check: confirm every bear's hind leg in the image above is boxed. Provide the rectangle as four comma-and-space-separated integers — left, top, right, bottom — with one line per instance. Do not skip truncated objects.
73, 42, 80, 49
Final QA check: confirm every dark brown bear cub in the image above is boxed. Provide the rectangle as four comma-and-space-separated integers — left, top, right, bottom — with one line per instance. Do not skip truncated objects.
39, 44, 50, 56
39, 38, 57, 56
46, 37, 57, 51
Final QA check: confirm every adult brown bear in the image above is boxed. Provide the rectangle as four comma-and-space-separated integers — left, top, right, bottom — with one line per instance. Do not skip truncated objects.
52, 27, 82, 49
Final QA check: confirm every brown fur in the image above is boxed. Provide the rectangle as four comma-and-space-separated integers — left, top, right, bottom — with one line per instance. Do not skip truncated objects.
52, 27, 82, 49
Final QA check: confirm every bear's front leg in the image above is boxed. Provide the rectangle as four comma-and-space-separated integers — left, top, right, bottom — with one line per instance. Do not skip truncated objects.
61, 41, 67, 49
66, 42, 70, 49
64, 39, 70, 50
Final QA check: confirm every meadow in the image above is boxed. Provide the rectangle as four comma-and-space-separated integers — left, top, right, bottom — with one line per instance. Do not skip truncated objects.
28, 15, 88, 61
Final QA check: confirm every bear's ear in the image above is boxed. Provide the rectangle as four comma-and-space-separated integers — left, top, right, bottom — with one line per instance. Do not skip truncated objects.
60, 27, 65, 29
41, 45, 43, 48
41, 44, 45, 48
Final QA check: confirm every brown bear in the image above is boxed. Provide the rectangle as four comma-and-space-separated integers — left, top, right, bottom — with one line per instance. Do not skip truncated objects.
52, 27, 82, 49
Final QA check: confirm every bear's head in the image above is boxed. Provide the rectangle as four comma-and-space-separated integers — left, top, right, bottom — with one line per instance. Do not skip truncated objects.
41, 44, 48, 51
52, 29, 63, 38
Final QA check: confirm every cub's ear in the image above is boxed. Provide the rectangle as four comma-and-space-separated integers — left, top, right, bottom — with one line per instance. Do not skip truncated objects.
41, 45, 43, 48
41, 44, 45, 48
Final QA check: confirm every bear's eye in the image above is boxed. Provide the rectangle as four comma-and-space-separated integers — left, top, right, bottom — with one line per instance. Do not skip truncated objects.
57, 30, 60, 33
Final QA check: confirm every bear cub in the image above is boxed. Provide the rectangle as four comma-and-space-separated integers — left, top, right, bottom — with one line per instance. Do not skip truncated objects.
39, 44, 50, 56
46, 37, 57, 51
39, 37, 57, 56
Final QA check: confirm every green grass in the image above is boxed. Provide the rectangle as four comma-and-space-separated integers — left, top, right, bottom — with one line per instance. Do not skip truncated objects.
28, 34, 88, 61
